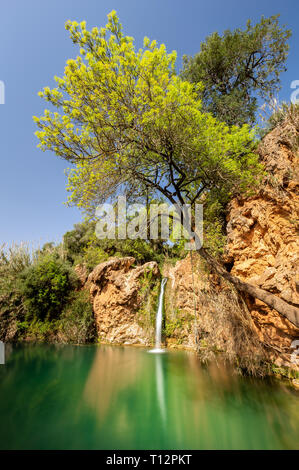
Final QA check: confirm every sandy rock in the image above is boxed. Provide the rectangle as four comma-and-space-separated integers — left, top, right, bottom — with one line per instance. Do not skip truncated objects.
224, 121, 299, 368
163, 121, 299, 370
86, 257, 160, 345
163, 255, 209, 349
74, 264, 88, 285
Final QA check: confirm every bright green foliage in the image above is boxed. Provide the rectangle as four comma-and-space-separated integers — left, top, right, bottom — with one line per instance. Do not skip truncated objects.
181, 15, 291, 126
16, 289, 96, 343
34, 11, 262, 224
202, 197, 227, 256
19, 253, 78, 321
77, 244, 108, 271
90, 238, 162, 265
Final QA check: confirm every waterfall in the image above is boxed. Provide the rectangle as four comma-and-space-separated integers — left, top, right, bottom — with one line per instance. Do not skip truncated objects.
150, 278, 167, 353
155, 278, 167, 349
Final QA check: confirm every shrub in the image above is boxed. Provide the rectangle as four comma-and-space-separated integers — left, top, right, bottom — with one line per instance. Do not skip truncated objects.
63, 221, 96, 264
19, 253, 78, 321
0, 244, 32, 306
63, 221, 178, 270
59, 290, 95, 344
0, 244, 34, 340
73, 244, 108, 271
16, 319, 59, 342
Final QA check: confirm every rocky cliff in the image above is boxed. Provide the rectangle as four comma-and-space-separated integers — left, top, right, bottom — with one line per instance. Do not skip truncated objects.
85, 257, 160, 345
224, 119, 299, 368
163, 119, 299, 371
78, 119, 299, 373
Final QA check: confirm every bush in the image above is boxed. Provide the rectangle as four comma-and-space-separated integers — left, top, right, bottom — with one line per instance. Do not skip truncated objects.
63, 221, 179, 270
19, 253, 78, 321
59, 290, 95, 344
0, 244, 34, 340
73, 244, 109, 271
63, 221, 96, 264
104, 238, 162, 264
16, 319, 59, 342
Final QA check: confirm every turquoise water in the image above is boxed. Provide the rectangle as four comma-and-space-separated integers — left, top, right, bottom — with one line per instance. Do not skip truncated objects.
0, 343, 298, 450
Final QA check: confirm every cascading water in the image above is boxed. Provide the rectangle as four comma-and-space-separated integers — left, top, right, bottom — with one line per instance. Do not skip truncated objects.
149, 278, 167, 353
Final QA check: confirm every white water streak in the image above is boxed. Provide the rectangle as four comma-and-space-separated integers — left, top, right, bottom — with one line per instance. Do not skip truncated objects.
154, 278, 167, 350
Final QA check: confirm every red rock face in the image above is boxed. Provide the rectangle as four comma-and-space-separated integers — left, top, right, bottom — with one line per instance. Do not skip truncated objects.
86, 257, 160, 345
224, 120, 299, 367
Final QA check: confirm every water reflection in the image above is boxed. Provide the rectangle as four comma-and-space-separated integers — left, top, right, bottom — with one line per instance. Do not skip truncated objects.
84, 345, 143, 421
82, 346, 299, 449
155, 353, 166, 425
0, 343, 298, 449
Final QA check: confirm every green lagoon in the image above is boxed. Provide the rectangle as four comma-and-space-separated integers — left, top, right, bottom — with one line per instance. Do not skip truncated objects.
0, 343, 298, 450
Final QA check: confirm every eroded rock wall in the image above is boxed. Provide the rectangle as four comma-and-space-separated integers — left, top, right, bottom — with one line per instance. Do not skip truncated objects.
163, 256, 205, 349
162, 121, 299, 371
224, 121, 299, 367
85, 257, 160, 345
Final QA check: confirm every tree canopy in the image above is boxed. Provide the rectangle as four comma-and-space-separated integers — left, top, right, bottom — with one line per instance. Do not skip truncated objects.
181, 15, 291, 126
33, 11, 299, 327
34, 11, 261, 224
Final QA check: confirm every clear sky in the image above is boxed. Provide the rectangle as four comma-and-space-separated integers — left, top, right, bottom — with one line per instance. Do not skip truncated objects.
0, 0, 298, 245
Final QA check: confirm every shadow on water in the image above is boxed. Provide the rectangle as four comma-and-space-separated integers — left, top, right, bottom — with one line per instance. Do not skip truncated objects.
0, 343, 298, 449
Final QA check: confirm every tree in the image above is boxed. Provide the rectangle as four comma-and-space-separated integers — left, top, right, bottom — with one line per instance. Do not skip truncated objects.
19, 253, 77, 321
181, 15, 291, 126
63, 220, 166, 267
34, 11, 299, 327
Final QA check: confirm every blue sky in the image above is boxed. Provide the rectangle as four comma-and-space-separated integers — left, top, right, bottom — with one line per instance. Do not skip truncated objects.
0, 0, 298, 245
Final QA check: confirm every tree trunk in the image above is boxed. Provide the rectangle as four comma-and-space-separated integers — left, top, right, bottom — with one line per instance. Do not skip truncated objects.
198, 247, 299, 329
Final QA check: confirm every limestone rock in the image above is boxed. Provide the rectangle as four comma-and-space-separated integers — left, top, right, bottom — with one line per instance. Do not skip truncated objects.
224, 120, 299, 368
163, 121, 299, 370
86, 257, 160, 345
74, 264, 88, 285
163, 255, 210, 350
